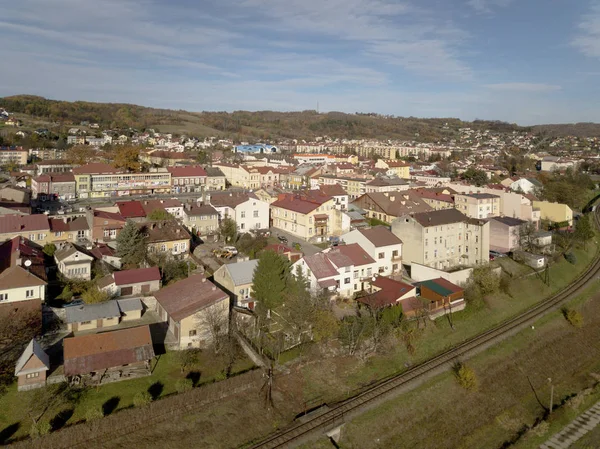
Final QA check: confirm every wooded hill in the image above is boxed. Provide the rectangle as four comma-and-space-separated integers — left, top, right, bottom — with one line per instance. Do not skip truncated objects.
2, 94, 593, 141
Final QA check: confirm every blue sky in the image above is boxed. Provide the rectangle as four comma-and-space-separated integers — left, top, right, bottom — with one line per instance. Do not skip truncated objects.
1, 0, 600, 125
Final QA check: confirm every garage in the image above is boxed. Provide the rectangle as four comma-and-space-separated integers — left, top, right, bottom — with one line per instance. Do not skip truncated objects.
120, 286, 133, 296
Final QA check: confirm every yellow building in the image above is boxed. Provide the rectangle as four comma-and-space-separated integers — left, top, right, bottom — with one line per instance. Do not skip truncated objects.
374, 160, 411, 179
142, 221, 191, 257
532, 201, 574, 226
0, 215, 52, 245
0, 148, 28, 166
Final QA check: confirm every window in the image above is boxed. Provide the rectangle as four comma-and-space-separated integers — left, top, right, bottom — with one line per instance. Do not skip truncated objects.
110, 229, 117, 238
241, 211, 246, 218
392, 250, 399, 258
180, 242, 187, 251
104, 229, 109, 237
77, 230, 85, 239
81, 321, 91, 325
425, 239, 428, 246
26, 289, 34, 298
253, 210, 259, 218
29, 234, 35, 241
0, 293, 7, 301
26, 372, 40, 379
378, 252, 385, 259
189, 330, 197, 337
173, 243, 179, 252
161, 244, 167, 252
55, 231, 62, 237
367, 268, 372, 276
425, 252, 428, 260
354, 270, 358, 278
344, 277, 350, 284
241, 223, 245, 230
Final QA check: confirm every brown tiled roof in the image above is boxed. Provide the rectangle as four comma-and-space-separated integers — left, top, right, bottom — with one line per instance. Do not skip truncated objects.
90, 243, 116, 259
0, 265, 47, 289
209, 191, 254, 208
303, 253, 338, 279
0, 214, 49, 234
184, 204, 218, 217
318, 183, 347, 197
117, 201, 146, 219
409, 208, 467, 227
413, 188, 454, 204
358, 226, 402, 247
0, 236, 47, 282
93, 210, 125, 222
49, 216, 89, 232
326, 243, 375, 268
113, 267, 161, 286
63, 325, 155, 376
272, 194, 324, 214
154, 274, 228, 322
140, 221, 190, 243
355, 192, 432, 217
357, 277, 415, 309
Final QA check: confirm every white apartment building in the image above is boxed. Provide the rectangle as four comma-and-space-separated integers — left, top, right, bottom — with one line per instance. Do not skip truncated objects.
341, 226, 403, 276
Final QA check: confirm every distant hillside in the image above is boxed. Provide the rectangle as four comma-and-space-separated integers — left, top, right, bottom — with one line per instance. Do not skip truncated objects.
0, 95, 530, 141
531, 123, 600, 138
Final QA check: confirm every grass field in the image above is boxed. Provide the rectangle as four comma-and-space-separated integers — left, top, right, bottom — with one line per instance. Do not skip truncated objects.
308, 280, 600, 449
0, 349, 254, 442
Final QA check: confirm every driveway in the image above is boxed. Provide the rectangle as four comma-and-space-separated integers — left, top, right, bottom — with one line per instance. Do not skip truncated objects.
269, 228, 323, 256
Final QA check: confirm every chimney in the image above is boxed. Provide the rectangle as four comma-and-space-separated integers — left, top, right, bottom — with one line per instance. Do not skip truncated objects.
212, 286, 216, 291
185, 203, 191, 211
390, 196, 396, 202
202, 278, 206, 283
176, 228, 180, 234
383, 192, 389, 197
63, 217, 68, 224
158, 223, 162, 229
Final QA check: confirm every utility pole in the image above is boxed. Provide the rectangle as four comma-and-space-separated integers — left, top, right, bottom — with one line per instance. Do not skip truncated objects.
548, 377, 554, 414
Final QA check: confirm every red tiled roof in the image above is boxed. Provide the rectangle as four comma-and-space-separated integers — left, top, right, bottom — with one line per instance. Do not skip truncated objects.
49, 216, 89, 232
117, 201, 146, 218
272, 194, 322, 214
326, 243, 375, 268
264, 243, 300, 254
167, 166, 207, 177
357, 277, 416, 309
72, 163, 118, 175
303, 253, 338, 279
90, 243, 117, 259
0, 214, 49, 234
94, 210, 125, 222
319, 183, 347, 197
154, 274, 228, 322
113, 267, 161, 286
413, 188, 454, 204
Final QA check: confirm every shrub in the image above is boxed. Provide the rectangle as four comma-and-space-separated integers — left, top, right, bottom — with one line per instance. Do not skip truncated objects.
42, 243, 57, 257
133, 391, 152, 407
453, 362, 478, 391
29, 421, 51, 438
562, 307, 583, 328
175, 378, 194, 393
564, 252, 577, 264
85, 406, 104, 422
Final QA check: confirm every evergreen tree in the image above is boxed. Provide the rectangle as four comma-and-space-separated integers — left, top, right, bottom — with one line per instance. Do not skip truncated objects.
116, 220, 147, 267
575, 214, 595, 249
219, 217, 237, 243
252, 251, 289, 316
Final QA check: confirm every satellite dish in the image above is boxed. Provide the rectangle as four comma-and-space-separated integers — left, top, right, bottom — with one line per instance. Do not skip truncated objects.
24, 260, 32, 267
372, 276, 376, 282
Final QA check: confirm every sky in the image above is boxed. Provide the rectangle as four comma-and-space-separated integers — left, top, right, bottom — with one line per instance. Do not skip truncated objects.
1, 0, 600, 125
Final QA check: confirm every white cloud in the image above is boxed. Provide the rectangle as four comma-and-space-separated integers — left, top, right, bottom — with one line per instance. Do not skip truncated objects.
467, 0, 513, 14
573, 2, 600, 58
485, 83, 562, 93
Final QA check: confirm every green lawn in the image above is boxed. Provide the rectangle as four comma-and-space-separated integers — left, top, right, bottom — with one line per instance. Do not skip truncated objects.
0, 349, 255, 442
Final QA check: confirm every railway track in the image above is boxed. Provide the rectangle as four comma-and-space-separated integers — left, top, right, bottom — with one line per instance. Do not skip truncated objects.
248, 209, 600, 449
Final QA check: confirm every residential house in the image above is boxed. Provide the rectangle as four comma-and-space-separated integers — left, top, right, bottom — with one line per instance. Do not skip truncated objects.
454, 193, 500, 219
168, 165, 207, 192
0, 215, 51, 244
154, 274, 230, 349
142, 221, 191, 257
210, 192, 270, 233
254, 186, 287, 204
365, 176, 410, 193
392, 208, 490, 270
263, 243, 303, 263
506, 177, 542, 194
532, 201, 574, 226
0, 237, 47, 304
317, 184, 349, 211
65, 298, 144, 332
98, 267, 161, 297
48, 217, 91, 245
86, 210, 126, 243
540, 156, 579, 172
352, 191, 433, 224
116, 201, 147, 222
412, 188, 455, 210
374, 160, 411, 178
31, 173, 76, 201
14, 339, 50, 391
293, 243, 377, 297
488, 216, 527, 253
63, 325, 155, 380
182, 203, 219, 240
141, 199, 184, 219
90, 243, 121, 269
418, 277, 466, 318
318, 175, 369, 199
54, 244, 94, 280
213, 259, 259, 310
204, 167, 226, 190
357, 277, 420, 317
271, 192, 342, 242
341, 226, 403, 276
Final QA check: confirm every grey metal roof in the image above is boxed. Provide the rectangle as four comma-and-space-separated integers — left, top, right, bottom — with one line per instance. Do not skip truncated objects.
65, 300, 121, 323
117, 298, 143, 313
14, 339, 50, 375
225, 259, 259, 286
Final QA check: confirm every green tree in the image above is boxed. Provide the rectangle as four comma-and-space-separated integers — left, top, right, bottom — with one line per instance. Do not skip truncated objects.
116, 220, 147, 267
42, 243, 57, 257
574, 214, 595, 249
147, 209, 174, 221
253, 251, 289, 316
461, 167, 489, 187
453, 362, 478, 391
81, 287, 110, 304
218, 217, 237, 243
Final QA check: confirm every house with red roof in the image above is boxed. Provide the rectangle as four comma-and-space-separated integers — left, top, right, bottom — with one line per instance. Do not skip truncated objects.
0, 214, 51, 245
0, 236, 47, 304
357, 277, 420, 316
341, 226, 403, 276
86, 209, 126, 243
116, 201, 147, 222
292, 243, 377, 297
31, 172, 76, 201
167, 165, 207, 193
98, 266, 162, 297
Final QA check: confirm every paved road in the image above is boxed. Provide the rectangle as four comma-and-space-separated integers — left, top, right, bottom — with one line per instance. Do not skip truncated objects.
269, 227, 323, 256
541, 402, 600, 449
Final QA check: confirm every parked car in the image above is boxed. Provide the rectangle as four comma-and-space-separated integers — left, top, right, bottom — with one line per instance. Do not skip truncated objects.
278, 235, 288, 243
63, 298, 84, 308
223, 246, 238, 255
489, 250, 506, 259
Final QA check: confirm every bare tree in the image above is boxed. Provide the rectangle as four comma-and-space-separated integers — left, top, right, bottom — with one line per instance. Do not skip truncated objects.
519, 222, 542, 253
196, 303, 229, 354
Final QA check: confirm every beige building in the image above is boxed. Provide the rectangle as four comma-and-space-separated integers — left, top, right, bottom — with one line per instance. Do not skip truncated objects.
392, 208, 490, 270
182, 204, 219, 240
213, 259, 259, 310
374, 160, 411, 178
54, 244, 94, 281
454, 193, 500, 219
64, 299, 144, 332
532, 201, 574, 226
205, 167, 226, 190
0, 215, 52, 245
0, 148, 28, 166
271, 192, 343, 241
154, 274, 230, 349
352, 191, 433, 224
